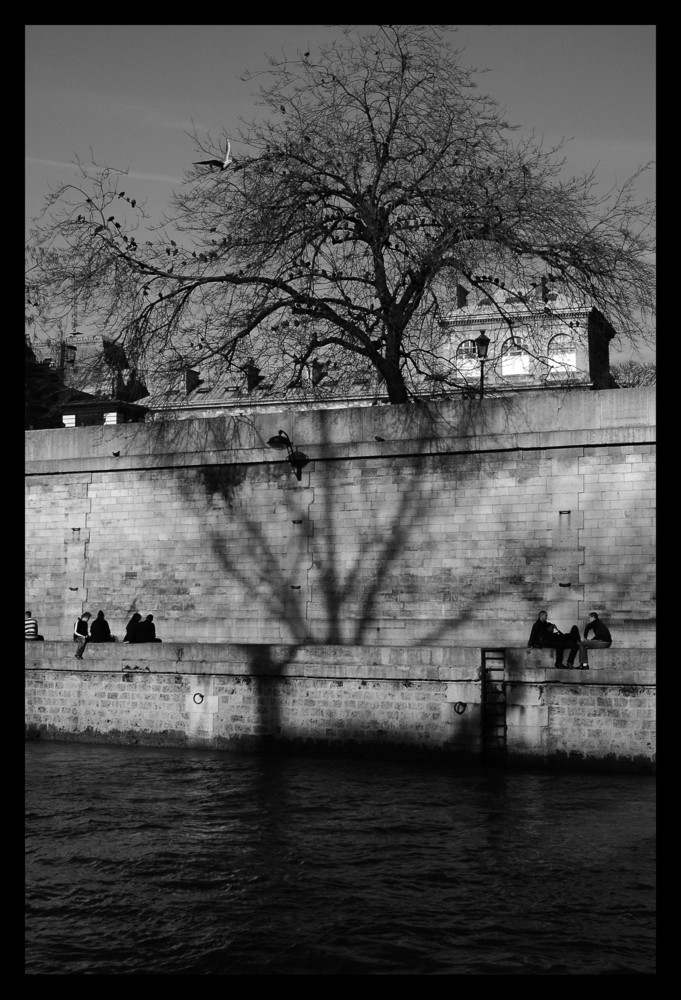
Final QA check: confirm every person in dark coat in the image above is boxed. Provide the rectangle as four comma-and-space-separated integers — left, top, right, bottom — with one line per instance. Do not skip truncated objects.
576, 612, 612, 669
89, 610, 116, 643
137, 614, 162, 643
123, 613, 142, 643
527, 610, 580, 668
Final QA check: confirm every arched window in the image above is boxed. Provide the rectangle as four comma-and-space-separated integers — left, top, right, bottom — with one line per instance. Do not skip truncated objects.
500, 336, 530, 376
547, 333, 578, 378
548, 333, 574, 353
455, 339, 479, 377
500, 336, 527, 356
456, 340, 477, 360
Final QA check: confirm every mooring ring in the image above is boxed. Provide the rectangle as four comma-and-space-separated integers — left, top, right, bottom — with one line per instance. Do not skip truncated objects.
454, 701, 467, 715
193, 692, 204, 705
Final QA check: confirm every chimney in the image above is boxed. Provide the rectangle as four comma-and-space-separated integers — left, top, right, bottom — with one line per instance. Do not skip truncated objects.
587, 310, 618, 389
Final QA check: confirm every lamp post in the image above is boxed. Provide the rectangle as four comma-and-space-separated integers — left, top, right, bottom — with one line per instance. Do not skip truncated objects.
475, 330, 490, 398
267, 429, 310, 481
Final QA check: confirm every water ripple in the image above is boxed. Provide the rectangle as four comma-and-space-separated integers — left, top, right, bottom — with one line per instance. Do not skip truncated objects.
25, 743, 655, 975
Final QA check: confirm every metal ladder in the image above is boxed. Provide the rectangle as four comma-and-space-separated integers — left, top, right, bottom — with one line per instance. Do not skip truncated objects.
481, 648, 507, 763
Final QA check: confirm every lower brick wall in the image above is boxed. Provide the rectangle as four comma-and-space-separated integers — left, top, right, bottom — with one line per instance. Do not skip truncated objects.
25, 642, 655, 772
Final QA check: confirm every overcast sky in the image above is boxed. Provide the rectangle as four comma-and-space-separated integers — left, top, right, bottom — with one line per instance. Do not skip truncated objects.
25, 24, 655, 357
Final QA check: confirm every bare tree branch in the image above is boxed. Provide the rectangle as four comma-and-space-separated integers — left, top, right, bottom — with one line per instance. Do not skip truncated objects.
26, 24, 655, 406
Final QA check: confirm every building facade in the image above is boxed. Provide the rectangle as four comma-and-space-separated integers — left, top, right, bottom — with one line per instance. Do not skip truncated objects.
29, 332, 148, 427
439, 282, 617, 393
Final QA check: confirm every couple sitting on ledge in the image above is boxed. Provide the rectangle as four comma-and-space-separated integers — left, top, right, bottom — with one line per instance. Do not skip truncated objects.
123, 613, 162, 644
527, 610, 612, 670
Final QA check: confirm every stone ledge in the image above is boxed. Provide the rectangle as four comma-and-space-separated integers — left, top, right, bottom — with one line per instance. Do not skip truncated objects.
25, 641, 655, 684
25, 425, 656, 477
24, 388, 655, 474
509, 646, 655, 676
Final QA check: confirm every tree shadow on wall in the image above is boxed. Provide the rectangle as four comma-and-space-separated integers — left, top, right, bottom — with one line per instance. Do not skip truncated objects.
198, 443, 503, 649
188, 405, 534, 743
106, 391, 649, 744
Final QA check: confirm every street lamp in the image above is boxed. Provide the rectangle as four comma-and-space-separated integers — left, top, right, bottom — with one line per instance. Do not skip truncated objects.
475, 330, 490, 398
267, 429, 310, 481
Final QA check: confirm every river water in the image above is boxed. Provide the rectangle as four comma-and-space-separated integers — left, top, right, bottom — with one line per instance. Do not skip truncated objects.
25, 741, 655, 975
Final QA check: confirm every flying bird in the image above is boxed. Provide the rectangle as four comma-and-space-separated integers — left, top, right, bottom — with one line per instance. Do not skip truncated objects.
193, 141, 233, 171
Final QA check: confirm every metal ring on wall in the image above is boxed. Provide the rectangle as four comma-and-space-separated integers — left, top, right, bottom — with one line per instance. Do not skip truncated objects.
193, 692, 204, 705
454, 701, 467, 715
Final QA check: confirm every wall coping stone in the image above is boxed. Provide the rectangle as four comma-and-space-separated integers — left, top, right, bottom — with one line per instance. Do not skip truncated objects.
25, 642, 655, 686
25, 387, 655, 476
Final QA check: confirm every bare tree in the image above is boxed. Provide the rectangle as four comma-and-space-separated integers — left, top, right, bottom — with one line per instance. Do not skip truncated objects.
26, 24, 655, 405
610, 359, 656, 388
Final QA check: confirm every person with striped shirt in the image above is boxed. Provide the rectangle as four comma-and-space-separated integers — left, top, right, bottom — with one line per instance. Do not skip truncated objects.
25, 611, 44, 640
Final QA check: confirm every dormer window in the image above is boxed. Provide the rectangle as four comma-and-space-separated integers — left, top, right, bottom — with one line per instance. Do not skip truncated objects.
185, 368, 203, 394
241, 359, 265, 392
456, 284, 469, 309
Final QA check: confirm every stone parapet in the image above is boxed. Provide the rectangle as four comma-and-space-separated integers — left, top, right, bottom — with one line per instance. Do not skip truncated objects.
25, 388, 655, 475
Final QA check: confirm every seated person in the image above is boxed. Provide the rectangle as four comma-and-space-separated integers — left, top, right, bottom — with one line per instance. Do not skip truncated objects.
527, 609, 580, 668
89, 610, 116, 642
25, 610, 44, 640
136, 614, 162, 643
576, 612, 612, 670
123, 613, 142, 642
74, 611, 92, 658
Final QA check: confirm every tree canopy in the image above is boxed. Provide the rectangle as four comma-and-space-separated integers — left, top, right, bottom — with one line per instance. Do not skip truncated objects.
26, 24, 655, 406
610, 359, 656, 388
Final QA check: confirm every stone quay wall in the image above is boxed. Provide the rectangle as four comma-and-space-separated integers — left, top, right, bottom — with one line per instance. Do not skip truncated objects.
25, 389, 656, 650
24, 643, 656, 772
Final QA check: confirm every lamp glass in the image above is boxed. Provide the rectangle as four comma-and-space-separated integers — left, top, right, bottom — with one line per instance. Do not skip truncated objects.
475, 332, 490, 359
267, 432, 291, 450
